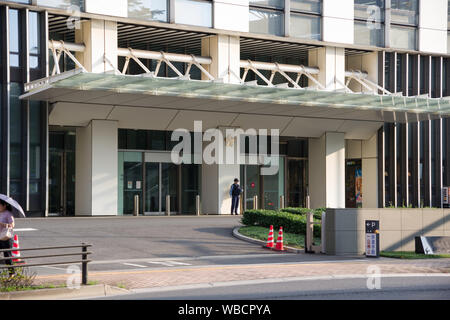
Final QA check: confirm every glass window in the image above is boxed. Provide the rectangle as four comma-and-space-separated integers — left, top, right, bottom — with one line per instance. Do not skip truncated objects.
6, 0, 29, 3
36, 0, 85, 11
29, 11, 40, 69
249, 8, 284, 36
354, 0, 385, 22
290, 13, 321, 40
174, 0, 212, 28
128, 0, 168, 22
290, 0, 321, 14
397, 53, 404, 93
10, 83, 22, 200
391, 0, 418, 25
447, 33, 450, 54
390, 25, 416, 50
249, 0, 284, 9
354, 20, 384, 47
9, 9, 20, 68
408, 54, 414, 95
30, 101, 41, 180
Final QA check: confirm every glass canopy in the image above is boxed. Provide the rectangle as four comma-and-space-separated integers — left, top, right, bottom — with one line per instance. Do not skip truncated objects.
21, 71, 450, 118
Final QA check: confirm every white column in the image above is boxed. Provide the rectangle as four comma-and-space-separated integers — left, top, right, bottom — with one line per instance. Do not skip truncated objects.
308, 46, 346, 90
201, 35, 241, 84
418, 0, 447, 54
322, 0, 354, 44
75, 19, 118, 73
201, 35, 241, 214
309, 133, 346, 209
75, 120, 118, 216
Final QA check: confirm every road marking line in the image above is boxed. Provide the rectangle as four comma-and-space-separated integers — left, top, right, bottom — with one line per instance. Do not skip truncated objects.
165, 261, 191, 266
123, 263, 148, 268
38, 266, 67, 271
14, 228, 38, 232
147, 261, 177, 267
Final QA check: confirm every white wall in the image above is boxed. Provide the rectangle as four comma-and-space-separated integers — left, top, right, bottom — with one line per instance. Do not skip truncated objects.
418, 0, 448, 54
309, 47, 346, 90
322, 0, 354, 44
214, 0, 249, 32
85, 0, 127, 17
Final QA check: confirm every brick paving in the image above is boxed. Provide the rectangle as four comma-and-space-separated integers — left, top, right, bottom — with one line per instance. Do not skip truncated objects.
34, 259, 450, 290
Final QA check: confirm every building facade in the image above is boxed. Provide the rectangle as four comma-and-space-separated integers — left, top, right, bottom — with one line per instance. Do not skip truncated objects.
0, 0, 449, 217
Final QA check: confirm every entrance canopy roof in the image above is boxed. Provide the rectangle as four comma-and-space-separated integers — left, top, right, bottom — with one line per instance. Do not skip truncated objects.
21, 69, 449, 123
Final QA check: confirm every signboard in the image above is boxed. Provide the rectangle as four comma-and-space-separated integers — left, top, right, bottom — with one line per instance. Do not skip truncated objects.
443, 187, 449, 206
365, 220, 380, 258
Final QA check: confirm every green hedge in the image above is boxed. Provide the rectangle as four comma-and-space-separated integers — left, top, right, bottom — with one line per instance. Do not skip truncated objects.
280, 207, 325, 220
242, 209, 321, 237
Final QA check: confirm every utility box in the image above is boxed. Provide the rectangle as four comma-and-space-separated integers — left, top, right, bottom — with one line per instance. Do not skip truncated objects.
365, 220, 380, 258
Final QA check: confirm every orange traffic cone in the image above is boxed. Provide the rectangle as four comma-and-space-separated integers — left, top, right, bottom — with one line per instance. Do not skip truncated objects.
264, 225, 274, 248
275, 226, 285, 251
11, 234, 23, 264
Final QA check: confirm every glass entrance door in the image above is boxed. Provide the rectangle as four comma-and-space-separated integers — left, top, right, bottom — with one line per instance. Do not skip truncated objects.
49, 151, 64, 215
144, 161, 179, 214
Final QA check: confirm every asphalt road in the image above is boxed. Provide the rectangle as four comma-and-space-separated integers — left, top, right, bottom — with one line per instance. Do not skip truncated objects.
100, 275, 450, 300
11, 215, 365, 275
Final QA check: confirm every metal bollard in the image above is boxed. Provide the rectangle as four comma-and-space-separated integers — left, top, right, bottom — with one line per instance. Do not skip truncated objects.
253, 195, 258, 210
280, 195, 285, 209
196, 195, 201, 216
133, 195, 139, 216
82, 243, 88, 285
166, 195, 171, 216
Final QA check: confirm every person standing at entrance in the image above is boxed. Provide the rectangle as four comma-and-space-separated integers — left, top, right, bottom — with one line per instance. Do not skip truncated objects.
230, 178, 242, 215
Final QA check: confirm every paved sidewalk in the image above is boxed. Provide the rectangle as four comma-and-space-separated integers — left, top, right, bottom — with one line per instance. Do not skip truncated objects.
34, 258, 450, 290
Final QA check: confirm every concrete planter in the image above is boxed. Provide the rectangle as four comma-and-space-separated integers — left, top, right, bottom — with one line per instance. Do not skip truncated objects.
324, 208, 450, 255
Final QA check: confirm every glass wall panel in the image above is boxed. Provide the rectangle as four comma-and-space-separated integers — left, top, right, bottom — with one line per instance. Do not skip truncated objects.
9, 83, 22, 200
384, 124, 393, 207
29, 11, 40, 69
161, 162, 178, 213
181, 164, 200, 214
290, 13, 321, 40
408, 122, 414, 206
448, 33, 450, 54
408, 54, 414, 95
9, 9, 20, 68
390, 25, 416, 50
354, 20, 384, 47
118, 151, 143, 215
396, 124, 403, 206
29, 101, 42, 211
354, 0, 385, 22
419, 122, 425, 207
290, 0, 321, 14
397, 54, 404, 93
249, 8, 284, 36
262, 158, 284, 210
244, 165, 260, 210
36, 0, 85, 11
250, 0, 284, 9
128, 0, 168, 22
175, 0, 212, 28
145, 162, 159, 212
391, 0, 418, 25
287, 159, 307, 208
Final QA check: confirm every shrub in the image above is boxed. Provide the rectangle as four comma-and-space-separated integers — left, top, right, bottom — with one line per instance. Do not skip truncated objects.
280, 207, 325, 220
0, 267, 36, 292
242, 209, 321, 237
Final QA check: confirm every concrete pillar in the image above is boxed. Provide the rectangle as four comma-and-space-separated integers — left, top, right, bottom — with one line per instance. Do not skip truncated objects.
308, 47, 346, 91
75, 120, 118, 216
201, 35, 240, 84
200, 34, 241, 214
201, 127, 241, 215
309, 132, 345, 209
75, 19, 118, 73
362, 133, 379, 208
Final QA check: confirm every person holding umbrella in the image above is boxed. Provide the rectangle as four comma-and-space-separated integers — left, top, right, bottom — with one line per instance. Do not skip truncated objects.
0, 194, 25, 277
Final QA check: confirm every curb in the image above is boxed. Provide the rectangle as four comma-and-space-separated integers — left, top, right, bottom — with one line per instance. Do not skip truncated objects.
232, 227, 304, 254
0, 284, 129, 300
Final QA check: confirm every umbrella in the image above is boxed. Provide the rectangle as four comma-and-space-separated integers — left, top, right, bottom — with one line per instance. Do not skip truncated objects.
0, 194, 26, 218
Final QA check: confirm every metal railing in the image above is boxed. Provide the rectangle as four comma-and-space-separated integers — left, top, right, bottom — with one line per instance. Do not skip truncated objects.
0, 243, 92, 285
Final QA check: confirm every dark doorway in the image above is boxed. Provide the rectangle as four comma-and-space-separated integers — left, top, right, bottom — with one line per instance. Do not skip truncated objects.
346, 159, 362, 208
